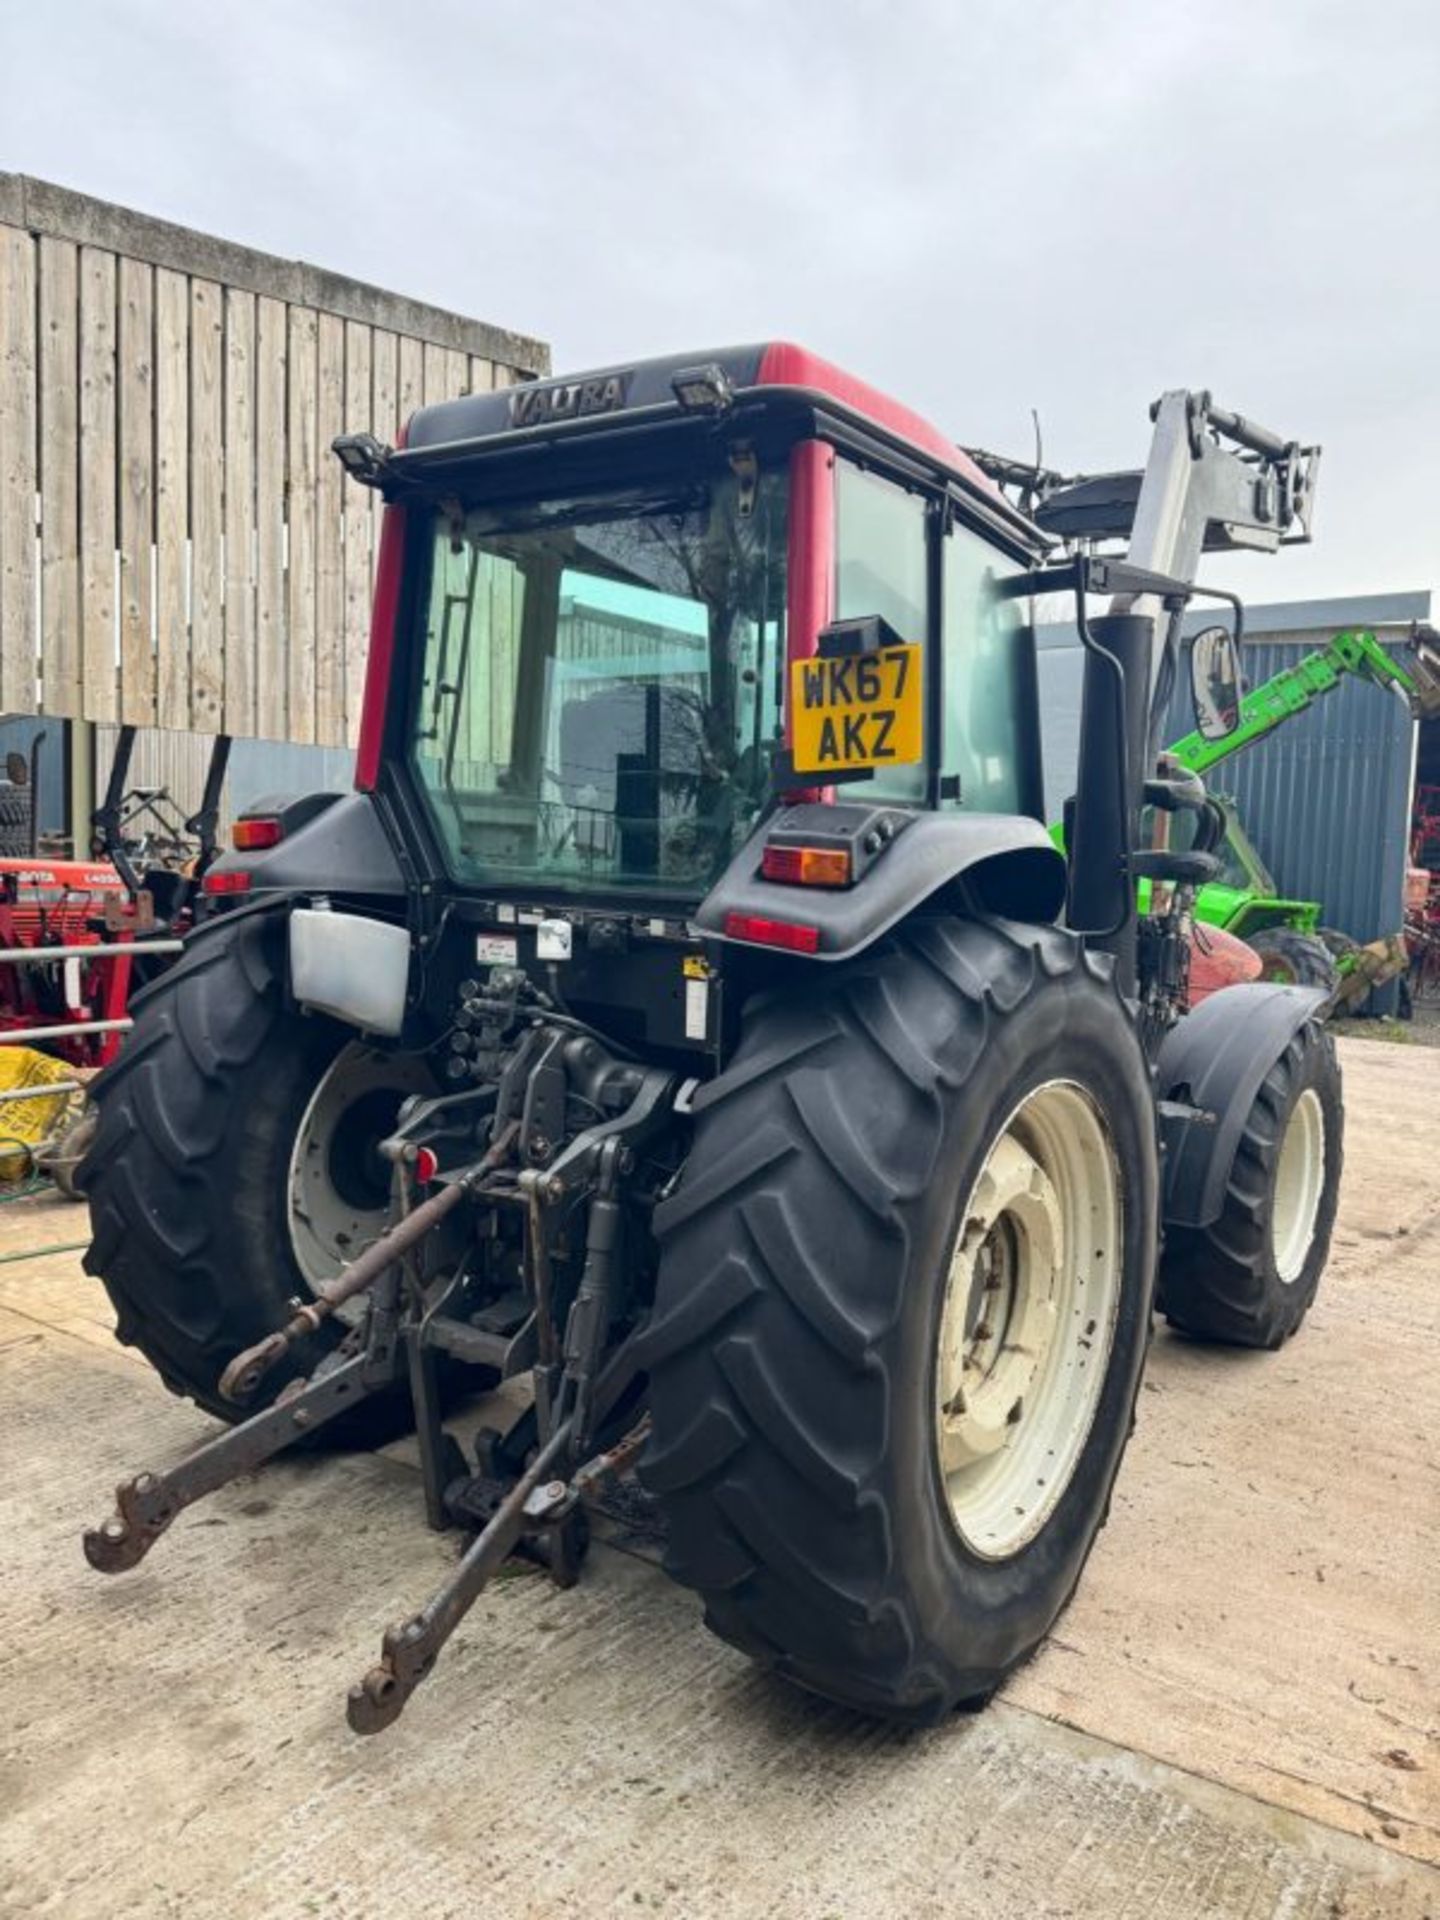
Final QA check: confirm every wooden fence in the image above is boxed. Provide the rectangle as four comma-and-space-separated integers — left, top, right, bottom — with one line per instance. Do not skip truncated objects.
0, 174, 548, 747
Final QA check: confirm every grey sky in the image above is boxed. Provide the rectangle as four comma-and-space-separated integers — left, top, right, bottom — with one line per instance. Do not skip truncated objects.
3, 0, 1436, 604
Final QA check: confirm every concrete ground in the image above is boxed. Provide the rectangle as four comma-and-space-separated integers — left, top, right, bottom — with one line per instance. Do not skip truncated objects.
0, 1034, 1435, 1919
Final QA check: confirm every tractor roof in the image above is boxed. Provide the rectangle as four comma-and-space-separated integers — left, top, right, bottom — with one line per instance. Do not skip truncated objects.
403, 341, 999, 498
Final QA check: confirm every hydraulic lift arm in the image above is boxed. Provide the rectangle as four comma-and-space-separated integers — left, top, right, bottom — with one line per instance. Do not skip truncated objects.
1168, 624, 1440, 777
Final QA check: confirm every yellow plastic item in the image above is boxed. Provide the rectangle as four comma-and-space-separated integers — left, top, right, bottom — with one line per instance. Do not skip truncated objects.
0, 1047, 79, 1181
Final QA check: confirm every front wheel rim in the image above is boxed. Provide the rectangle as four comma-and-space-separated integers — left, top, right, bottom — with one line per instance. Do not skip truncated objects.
935, 1080, 1124, 1562
1271, 1087, 1326, 1283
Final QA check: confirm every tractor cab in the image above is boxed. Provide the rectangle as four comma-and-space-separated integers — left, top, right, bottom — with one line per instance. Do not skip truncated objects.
348, 345, 1051, 911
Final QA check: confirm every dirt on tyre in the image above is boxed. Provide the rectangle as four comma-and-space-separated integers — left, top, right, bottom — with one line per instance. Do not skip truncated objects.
1157, 1018, 1342, 1348
1247, 927, 1339, 995
79, 907, 430, 1435
639, 917, 1159, 1723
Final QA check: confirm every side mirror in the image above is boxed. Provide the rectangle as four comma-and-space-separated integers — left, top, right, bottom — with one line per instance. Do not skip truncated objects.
1189, 625, 1242, 741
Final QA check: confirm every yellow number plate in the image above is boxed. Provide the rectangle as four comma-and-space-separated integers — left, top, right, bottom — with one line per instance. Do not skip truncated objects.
789, 645, 923, 775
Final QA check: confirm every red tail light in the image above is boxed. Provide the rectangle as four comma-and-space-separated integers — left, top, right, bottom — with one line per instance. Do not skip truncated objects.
231, 816, 283, 851
203, 869, 252, 896
723, 911, 821, 954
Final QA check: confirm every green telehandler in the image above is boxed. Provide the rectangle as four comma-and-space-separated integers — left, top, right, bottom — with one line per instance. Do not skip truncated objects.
1157, 624, 1440, 993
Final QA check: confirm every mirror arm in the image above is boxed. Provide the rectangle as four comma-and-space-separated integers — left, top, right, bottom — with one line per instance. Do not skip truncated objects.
992, 554, 1201, 611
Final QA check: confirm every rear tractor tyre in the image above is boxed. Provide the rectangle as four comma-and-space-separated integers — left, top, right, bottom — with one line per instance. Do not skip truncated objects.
1247, 927, 1340, 996
1157, 1018, 1342, 1349
641, 918, 1159, 1723
79, 908, 434, 1433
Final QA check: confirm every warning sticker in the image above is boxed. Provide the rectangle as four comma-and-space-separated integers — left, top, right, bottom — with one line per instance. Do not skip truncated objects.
476, 934, 518, 966
684, 976, 709, 1041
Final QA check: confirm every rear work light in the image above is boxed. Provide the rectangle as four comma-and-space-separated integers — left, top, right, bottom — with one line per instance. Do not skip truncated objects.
203, 869, 252, 896
760, 844, 852, 887
231, 816, 284, 851
723, 911, 821, 955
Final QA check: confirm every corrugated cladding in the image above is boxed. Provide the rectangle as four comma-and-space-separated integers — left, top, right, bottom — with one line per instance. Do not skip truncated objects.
1037, 591, 1432, 1012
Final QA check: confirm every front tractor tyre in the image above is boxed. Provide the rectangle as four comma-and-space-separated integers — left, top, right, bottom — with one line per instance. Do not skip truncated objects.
79, 908, 433, 1432
640, 918, 1159, 1723
1247, 927, 1340, 996
1158, 1018, 1342, 1349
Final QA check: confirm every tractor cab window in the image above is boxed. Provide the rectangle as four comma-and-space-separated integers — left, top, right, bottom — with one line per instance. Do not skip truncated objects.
939, 520, 1033, 816
408, 467, 788, 897
829, 458, 1036, 815
833, 461, 929, 804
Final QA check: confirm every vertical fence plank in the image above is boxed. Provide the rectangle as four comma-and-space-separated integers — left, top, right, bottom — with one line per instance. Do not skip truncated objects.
342, 321, 373, 745
38, 237, 80, 718
369, 329, 397, 621
78, 246, 119, 723
467, 355, 496, 396
255, 295, 287, 742
223, 288, 256, 737
443, 347, 468, 399
189, 279, 224, 732
0, 227, 37, 713
313, 311, 345, 746
370, 328, 398, 443
154, 268, 189, 732
286, 307, 318, 745
422, 341, 448, 409
116, 256, 155, 727
397, 334, 423, 434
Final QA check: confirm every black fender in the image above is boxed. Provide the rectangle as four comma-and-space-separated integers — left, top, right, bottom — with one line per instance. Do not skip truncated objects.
205, 791, 406, 902
694, 811, 1066, 961
1157, 981, 1327, 1230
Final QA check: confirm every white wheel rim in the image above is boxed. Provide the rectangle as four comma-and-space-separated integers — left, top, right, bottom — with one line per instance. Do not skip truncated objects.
935, 1080, 1123, 1561
1271, 1087, 1326, 1284
287, 1043, 435, 1316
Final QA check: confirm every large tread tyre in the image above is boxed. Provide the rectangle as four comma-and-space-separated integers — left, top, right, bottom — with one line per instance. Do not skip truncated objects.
1247, 927, 1340, 996
639, 918, 1159, 1723
79, 907, 402, 1437
1316, 926, 1358, 963
1157, 1019, 1342, 1349
0, 784, 31, 856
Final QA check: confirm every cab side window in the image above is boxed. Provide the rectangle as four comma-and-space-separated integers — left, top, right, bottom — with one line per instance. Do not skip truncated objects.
940, 521, 1031, 815
833, 460, 929, 803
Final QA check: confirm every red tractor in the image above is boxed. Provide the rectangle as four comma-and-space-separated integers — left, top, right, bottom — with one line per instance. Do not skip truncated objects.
82, 347, 1341, 1734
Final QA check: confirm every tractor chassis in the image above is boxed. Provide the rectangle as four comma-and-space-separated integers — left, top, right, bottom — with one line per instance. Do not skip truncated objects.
83, 1064, 671, 1735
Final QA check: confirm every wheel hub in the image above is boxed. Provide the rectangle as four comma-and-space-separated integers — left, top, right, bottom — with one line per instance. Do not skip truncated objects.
288, 1043, 436, 1311
935, 1080, 1123, 1561
939, 1138, 1062, 1473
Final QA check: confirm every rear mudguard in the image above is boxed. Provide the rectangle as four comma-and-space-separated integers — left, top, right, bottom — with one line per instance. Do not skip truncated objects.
1157, 981, 1326, 1230
204, 791, 406, 902
695, 812, 1067, 961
